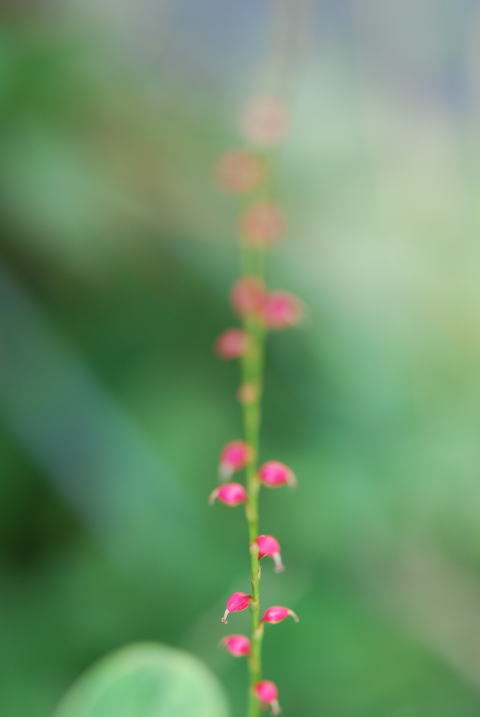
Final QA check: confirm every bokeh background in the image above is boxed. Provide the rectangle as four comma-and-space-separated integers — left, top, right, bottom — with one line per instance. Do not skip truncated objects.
3, 1, 480, 715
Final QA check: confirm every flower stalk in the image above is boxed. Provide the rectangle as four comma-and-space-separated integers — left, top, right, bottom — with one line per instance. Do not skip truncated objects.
212, 94, 302, 716
241, 259, 267, 717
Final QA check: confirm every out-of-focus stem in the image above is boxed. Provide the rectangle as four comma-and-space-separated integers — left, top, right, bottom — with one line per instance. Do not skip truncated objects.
241, 246, 267, 717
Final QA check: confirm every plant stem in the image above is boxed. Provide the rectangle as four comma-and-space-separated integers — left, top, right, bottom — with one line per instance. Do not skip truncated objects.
241, 246, 267, 717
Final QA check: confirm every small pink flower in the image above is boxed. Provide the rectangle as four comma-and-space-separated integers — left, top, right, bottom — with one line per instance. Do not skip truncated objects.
221, 592, 252, 623
231, 276, 266, 317
209, 483, 247, 507
261, 291, 304, 329
254, 534, 284, 572
221, 634, 251, 657
216, 150, 264, 194
237, 381, 260, 405
261, 606, 299, 624
219, 440, 252, 479
258, 461, 296, 488
253, 680, 281, 715
241, 94, 288, 146
215, 328, 249, 359
241, 202, 284, 247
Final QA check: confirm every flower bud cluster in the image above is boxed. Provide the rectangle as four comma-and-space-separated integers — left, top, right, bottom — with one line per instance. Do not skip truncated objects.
215, 277, 304, 360
210, 443, 296, 507
211, 93, 301, 715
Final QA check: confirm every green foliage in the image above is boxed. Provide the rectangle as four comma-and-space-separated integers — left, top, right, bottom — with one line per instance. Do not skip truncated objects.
56, 644, 229, 717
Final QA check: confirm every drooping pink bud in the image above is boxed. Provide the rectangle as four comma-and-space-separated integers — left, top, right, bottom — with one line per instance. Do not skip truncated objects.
261, 291, 304, 329
261, 606, 299, 624
216, 150, 264, 194
209, 482, 247, 507
215, 328, 249, 359
253, 680, 281, 715
254, 534, 284, 572
221, 592, 252, 623
237, 381, 260, 405
241, 93, 288, 146
241, 202, 284, 247
221, 634, 251, 657
219, 440, 252, 479
258, 461, 296, 488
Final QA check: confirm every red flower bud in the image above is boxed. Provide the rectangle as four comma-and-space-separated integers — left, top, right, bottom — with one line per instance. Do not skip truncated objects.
209, 483, 247, 507
221, 634, 251, 657
241, 93, 288, 147
258, 461, 296, 488
215, 329, 249, 359
216, 150, 264, 194
219, 440, 252, 479
231, 276, 266, 318
253, 680, 281, 714
237, 381, 260, 405
261, 606, 299, 624
221, 592, 252, 623
241, 202, 284, 247
261, 291, 304, 329
254, 534, 284, 572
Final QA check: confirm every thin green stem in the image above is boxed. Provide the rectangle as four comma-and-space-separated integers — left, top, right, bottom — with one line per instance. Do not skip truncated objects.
241, 246, 267, 717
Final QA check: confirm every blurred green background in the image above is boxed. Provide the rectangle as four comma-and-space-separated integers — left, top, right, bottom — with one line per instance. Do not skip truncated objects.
2, 1, 480, 715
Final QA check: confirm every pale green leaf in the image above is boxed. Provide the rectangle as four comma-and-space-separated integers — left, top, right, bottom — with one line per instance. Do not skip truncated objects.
56, 643, 230, 717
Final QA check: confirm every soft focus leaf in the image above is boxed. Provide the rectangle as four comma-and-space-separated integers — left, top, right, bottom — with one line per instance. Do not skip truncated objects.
56, 643, 229, 717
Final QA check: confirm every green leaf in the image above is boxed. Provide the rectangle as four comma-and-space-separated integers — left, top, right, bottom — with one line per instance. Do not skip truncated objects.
55, 643, 230, 717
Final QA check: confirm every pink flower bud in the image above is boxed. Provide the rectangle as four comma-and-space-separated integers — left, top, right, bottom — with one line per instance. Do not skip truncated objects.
231, 276, 266, 317
209, 482, 247, 507
253, 680, 281, 715
237, 381, 260, 405
219, 440, 252, 479
216, 150, 264, 194
241, 93, 288, 146
221, 634, 251, 657
258, 461, 296, 488
254, 534, 284, 572
221, 592, 252, 623
215, 328, 249, 359
241, 202, 284, 247
261, 606, 299, 624
261, 291, 304, 329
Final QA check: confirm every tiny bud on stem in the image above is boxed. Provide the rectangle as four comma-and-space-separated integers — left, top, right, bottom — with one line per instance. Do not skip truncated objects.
253, 534, 285, 572
221, 592, 252, 624
261, 606, 299, 624
215, 329, 249, 359
241, 202, 284, 247
258, 461, 297, 488
209, 483, 248, 506
219, 440, 252, 479
221, 634, 251, 656
253, 680, 281, 714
